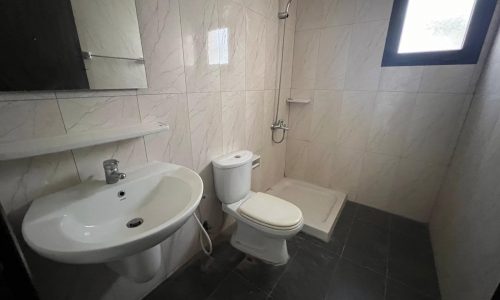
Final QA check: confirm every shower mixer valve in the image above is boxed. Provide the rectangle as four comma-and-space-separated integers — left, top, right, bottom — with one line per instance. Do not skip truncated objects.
271, 120, 289, 131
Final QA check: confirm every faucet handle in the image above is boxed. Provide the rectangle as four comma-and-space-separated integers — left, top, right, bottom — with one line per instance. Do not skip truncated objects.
103, 159, 119, 169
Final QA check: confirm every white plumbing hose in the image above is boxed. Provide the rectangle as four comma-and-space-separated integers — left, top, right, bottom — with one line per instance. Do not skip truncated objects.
194, 213, 213, 256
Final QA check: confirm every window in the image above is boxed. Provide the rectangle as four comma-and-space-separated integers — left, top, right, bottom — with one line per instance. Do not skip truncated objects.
382, 0, 496, 66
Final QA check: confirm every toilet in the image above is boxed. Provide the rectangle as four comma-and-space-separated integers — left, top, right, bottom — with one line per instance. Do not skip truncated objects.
212, 150, 303, 265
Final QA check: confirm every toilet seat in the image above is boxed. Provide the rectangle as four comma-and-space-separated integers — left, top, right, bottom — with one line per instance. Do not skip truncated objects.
238, 192, 303, 230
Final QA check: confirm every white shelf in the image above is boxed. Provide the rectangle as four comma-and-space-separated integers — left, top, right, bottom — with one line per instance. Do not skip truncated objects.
286, 98, 311, 104
0, 122, 169, 161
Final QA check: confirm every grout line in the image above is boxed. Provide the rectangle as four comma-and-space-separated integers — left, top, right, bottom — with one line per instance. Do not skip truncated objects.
384, 215, 392, 299
339, 203, 358, 258
266, 249, 299, 297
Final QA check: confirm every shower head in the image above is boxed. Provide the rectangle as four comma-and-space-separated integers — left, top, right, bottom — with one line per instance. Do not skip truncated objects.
278, 0, 293, 19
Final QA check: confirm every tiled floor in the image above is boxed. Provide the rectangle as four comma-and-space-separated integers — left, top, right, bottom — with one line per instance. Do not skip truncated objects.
145, 201, 440, 300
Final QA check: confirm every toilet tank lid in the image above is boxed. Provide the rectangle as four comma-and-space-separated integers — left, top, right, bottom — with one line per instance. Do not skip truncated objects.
212, 150, 253, 169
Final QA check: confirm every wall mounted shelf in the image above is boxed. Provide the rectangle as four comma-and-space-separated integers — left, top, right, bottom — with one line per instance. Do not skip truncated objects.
286, 98, 311, 104
0, 122, 169, 161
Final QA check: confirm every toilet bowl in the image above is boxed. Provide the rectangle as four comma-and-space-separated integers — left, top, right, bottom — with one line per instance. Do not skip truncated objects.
212, 151, 303, 265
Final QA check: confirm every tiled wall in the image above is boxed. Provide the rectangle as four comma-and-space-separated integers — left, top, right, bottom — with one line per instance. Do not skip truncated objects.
0, 0, 294, 299
430, 4, 500, 299
285, 0, 498, 222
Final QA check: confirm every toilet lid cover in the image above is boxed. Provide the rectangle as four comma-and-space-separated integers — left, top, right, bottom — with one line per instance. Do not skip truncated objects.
238, 193, 303, 228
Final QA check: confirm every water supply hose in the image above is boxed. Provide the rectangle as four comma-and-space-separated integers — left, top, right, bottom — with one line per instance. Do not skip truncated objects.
194, 212, 213, 256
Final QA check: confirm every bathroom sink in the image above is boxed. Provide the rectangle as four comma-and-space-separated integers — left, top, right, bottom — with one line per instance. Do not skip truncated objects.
22, 161, 203, 265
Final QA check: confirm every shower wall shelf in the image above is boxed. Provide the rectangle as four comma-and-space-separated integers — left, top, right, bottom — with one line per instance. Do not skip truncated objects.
286, 98, 311, 104
0, 122, 169, 161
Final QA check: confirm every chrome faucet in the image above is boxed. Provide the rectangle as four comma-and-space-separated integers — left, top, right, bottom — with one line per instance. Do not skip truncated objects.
103, 159, 126, 184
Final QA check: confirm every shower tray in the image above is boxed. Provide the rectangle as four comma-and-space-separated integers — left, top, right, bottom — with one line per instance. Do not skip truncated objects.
267, 178, 346, 242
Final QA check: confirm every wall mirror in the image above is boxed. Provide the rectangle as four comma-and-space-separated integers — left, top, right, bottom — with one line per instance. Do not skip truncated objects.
0, 0, 147, 91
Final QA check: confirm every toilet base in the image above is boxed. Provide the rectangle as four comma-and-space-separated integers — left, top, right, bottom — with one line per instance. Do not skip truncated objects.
230, 221, 289, 265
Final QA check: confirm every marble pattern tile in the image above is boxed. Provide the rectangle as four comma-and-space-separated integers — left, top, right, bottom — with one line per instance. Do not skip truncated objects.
357, 152, 399, 209
304, 142, 335, 187
403, 93, 467, 164
179, 0, 221, 92
367, 92, 416, 156
379, 67, 423, 92
355, 0, 393, 23
344, 20, 387, 91
279, 24, 296, 90
72, 138, 148, 181
0, 92, 56, 102
0, 100, 66, 142
245, 0, 278, 20
325, 0, 357, 27
390, 159, 446, 222
138, 93, 193, 168
187, 92, 223, 172
265, 19, 279, 90
263, 90, 278, 143
246, 9, 267, 90
136, 0, 186, 94
296, 0, 327, 31
218, 0, 246, 92
221, 91, 246, 153
261, 141, 287, 190
246, 91, 265, 152
450, 93, 500, 175
0, 152, 80, 214
419, 65, 475, 94
476, 37, 500, 95
288, 89, 314, 141
329, 145, 364, 199
58, 95, 140, 132
337, 91, 376, 151
296, 0, 355, 30
291, 29, 321, 90
310, 90, 342, 145
284, 138, 308, 180
56, 90, 137, 99
315, 25, 351, 90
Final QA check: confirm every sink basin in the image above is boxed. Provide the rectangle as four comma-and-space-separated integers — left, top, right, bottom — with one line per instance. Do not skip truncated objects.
22, 161, 203, 280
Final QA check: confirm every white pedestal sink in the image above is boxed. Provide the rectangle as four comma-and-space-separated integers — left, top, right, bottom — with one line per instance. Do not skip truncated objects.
22, 161, 203, 282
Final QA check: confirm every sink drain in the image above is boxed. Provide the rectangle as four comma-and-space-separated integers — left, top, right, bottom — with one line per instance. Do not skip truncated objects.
126, 218, 143, 228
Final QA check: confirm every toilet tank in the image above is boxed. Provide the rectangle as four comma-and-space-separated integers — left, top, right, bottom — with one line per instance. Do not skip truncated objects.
212, 150, 253, 204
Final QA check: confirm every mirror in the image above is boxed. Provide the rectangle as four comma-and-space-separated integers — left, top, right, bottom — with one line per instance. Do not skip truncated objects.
0, 0, 147, 91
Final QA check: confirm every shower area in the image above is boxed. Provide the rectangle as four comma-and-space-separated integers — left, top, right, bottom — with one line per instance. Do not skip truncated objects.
266, 0, 480, 240
265, 0, 347, 242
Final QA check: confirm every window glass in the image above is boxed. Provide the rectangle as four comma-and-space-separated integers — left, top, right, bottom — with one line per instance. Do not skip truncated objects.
398, 0, 477, 53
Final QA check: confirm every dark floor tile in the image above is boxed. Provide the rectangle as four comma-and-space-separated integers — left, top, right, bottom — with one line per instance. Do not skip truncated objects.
390, 215, 429, 240
325, 258, 385, 300
144, 264, 212, 300
386, 279, 437, 300
144, 241, 244, 300
288, 232, 330, 256
235, 256, 288, 293
289, 203, 354, 257
337, 201, 358, 226
207, 271, 268, 300
355, 204, 390, 231
269, 248, 338, 300
325, 219, 351, 255
342, 221, 389, 274
210, 240, 246, 266
388, 231, 440, 298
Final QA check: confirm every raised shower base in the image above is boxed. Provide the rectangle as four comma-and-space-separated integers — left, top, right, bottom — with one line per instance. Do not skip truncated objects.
267, 178, 346, 242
